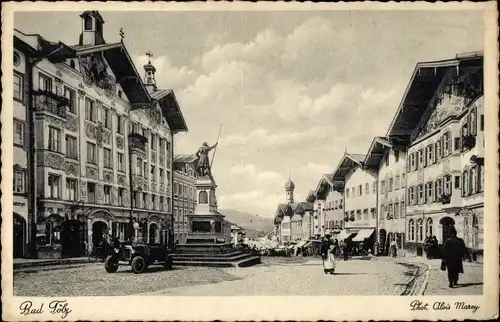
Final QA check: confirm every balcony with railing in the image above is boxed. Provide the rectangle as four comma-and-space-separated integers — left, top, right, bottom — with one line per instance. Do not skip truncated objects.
129, 133, 148, 153
33, 90, 70, 119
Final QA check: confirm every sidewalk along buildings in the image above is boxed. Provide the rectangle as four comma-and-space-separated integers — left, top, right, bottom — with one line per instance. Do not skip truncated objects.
12, 34, 40, 258
172, 154, 198, 243
364, 137, 407, 256
273, 177, 314, 244
16, 11, 188, 259
385, 52, 484, 261
312, 174, 344, 239
332, 153, 377, 252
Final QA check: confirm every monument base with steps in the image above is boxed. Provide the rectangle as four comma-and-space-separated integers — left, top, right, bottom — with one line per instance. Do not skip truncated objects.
173, 243, 261, 268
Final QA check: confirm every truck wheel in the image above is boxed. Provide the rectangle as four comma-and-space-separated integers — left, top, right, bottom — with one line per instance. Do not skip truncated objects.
105, 255, 119, 273
131, 256, 146, 274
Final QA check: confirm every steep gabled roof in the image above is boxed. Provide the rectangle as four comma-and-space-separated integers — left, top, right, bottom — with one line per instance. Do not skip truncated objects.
364, 137, 392, 169
306, 190, 316, 203
151, 89, 188, 133
332, 153, 366, 181
73, 42, 151, 105
385, 51, 483, 145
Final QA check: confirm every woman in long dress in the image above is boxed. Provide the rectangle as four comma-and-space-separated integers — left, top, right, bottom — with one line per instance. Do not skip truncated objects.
323, 244, 336, 275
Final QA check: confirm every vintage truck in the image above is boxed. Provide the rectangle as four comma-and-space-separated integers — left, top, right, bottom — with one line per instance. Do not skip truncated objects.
104, 240, 174, 274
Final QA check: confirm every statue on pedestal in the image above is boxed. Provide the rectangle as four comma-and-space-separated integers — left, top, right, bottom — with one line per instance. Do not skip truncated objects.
195, 142, 218, 178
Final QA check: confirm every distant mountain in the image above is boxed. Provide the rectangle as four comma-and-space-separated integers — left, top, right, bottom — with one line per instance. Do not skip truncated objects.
219, 209, 274, 237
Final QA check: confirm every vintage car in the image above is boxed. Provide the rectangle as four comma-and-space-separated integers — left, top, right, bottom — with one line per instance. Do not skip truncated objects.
104, 241, 174, 274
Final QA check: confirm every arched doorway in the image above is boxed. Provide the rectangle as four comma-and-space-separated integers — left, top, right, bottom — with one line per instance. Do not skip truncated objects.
61, 220, 82, 258
440, 216, 456, 244
13, 214, 26, 258
149, 223, 159, 244
92, 221, 108, 247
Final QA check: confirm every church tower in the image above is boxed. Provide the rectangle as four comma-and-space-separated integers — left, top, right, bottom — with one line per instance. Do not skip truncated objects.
143, 51, 157, 94
79, 11, 105, 46
285, 176, 295, 203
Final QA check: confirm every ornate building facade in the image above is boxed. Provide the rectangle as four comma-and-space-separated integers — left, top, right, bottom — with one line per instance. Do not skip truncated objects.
274, 178, 314, 243
386, 52, 484, 260
172, 154, 198, 243
18, 11, 187, 259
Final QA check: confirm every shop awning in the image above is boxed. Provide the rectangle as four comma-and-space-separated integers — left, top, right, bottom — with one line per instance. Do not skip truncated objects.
352, 229, 375, 242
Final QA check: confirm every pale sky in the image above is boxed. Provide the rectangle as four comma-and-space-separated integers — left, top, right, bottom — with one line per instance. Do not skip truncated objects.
15, 10, 483, 218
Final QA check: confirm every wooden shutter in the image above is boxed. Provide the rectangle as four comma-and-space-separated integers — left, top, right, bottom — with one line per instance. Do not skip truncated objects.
423, 148, 427, 167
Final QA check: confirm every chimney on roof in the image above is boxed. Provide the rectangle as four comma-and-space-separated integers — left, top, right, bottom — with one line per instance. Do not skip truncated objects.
79, 11, 105, 46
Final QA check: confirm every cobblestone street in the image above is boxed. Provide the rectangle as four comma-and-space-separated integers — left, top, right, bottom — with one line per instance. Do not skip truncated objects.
422, 260, 483, 295
14, 258, 421, 296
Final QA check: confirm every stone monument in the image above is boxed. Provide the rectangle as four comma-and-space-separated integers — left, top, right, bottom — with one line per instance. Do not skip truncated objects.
173, 137, 261, 267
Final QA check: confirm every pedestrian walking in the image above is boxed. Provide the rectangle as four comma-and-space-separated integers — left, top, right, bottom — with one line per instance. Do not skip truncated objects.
441, 228, 466, 288
390, 239, 397, 258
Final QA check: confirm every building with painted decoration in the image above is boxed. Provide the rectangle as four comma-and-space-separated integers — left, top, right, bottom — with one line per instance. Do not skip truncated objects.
386, 52, 484, 260
16, 11, 188, 259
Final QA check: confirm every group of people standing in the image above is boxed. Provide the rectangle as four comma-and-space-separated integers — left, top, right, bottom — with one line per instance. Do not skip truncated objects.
424, 235, 439, 259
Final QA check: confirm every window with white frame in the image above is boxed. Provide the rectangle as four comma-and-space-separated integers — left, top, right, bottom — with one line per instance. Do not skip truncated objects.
14, 120, 24, 146
137, 158, 144, 176
426, 217, 433, 238
87, 182, 96, 203
435, 179, 443, 197
358, 185, 362, 196
64, 87, 76, 114
159, 168, 164, 183
14, 73, 23, 101
39, 73, 52, 92
410, 153, 416, 170
416, 219, 424, 242
117, 115, 123, 134
13, 169, 25, 193
443, 132, 451, 156
401, 173, 406, 188
48, 126, 61, 152
104, 185, 111, 204
85, 98, 96, 122
409, 186, 416, 205
103, 148, 112, 168
118, 188, 125, 206
48, 174, 61, 199
152, 195, 157, 210
87, 142, 97, 164
395, 175, 400, 190
417, 149, 424, 169
66, 178, 78, 201
427, 145, 434, 164
394, 201, 399, 218
143, 162, 147, 178
426, 182, 433, 202
389, 177, 393, 191
103, 109, 111, 129
418, 184, 425, 204
408, 219, 415, 241
400, 200, 405, 217
365, 183, 369, 195
444, 175, 452, 195
117, 152, 124, 172
435, 141, 441, 160
65, 135, 78, 159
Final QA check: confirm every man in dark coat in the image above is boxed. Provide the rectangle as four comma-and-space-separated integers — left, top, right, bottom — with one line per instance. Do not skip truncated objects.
442, 228, 466, 288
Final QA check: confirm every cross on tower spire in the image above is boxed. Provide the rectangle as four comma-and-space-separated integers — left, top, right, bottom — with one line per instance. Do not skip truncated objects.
119, 28, 125, 42
146, 51, 154, 64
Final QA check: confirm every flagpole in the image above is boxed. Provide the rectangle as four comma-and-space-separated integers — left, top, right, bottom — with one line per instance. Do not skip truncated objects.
210, 124, 223, 167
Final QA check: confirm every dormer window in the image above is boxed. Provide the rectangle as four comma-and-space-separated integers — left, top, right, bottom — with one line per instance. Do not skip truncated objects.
84, 16, 93, 31
69, 60, 76, 69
